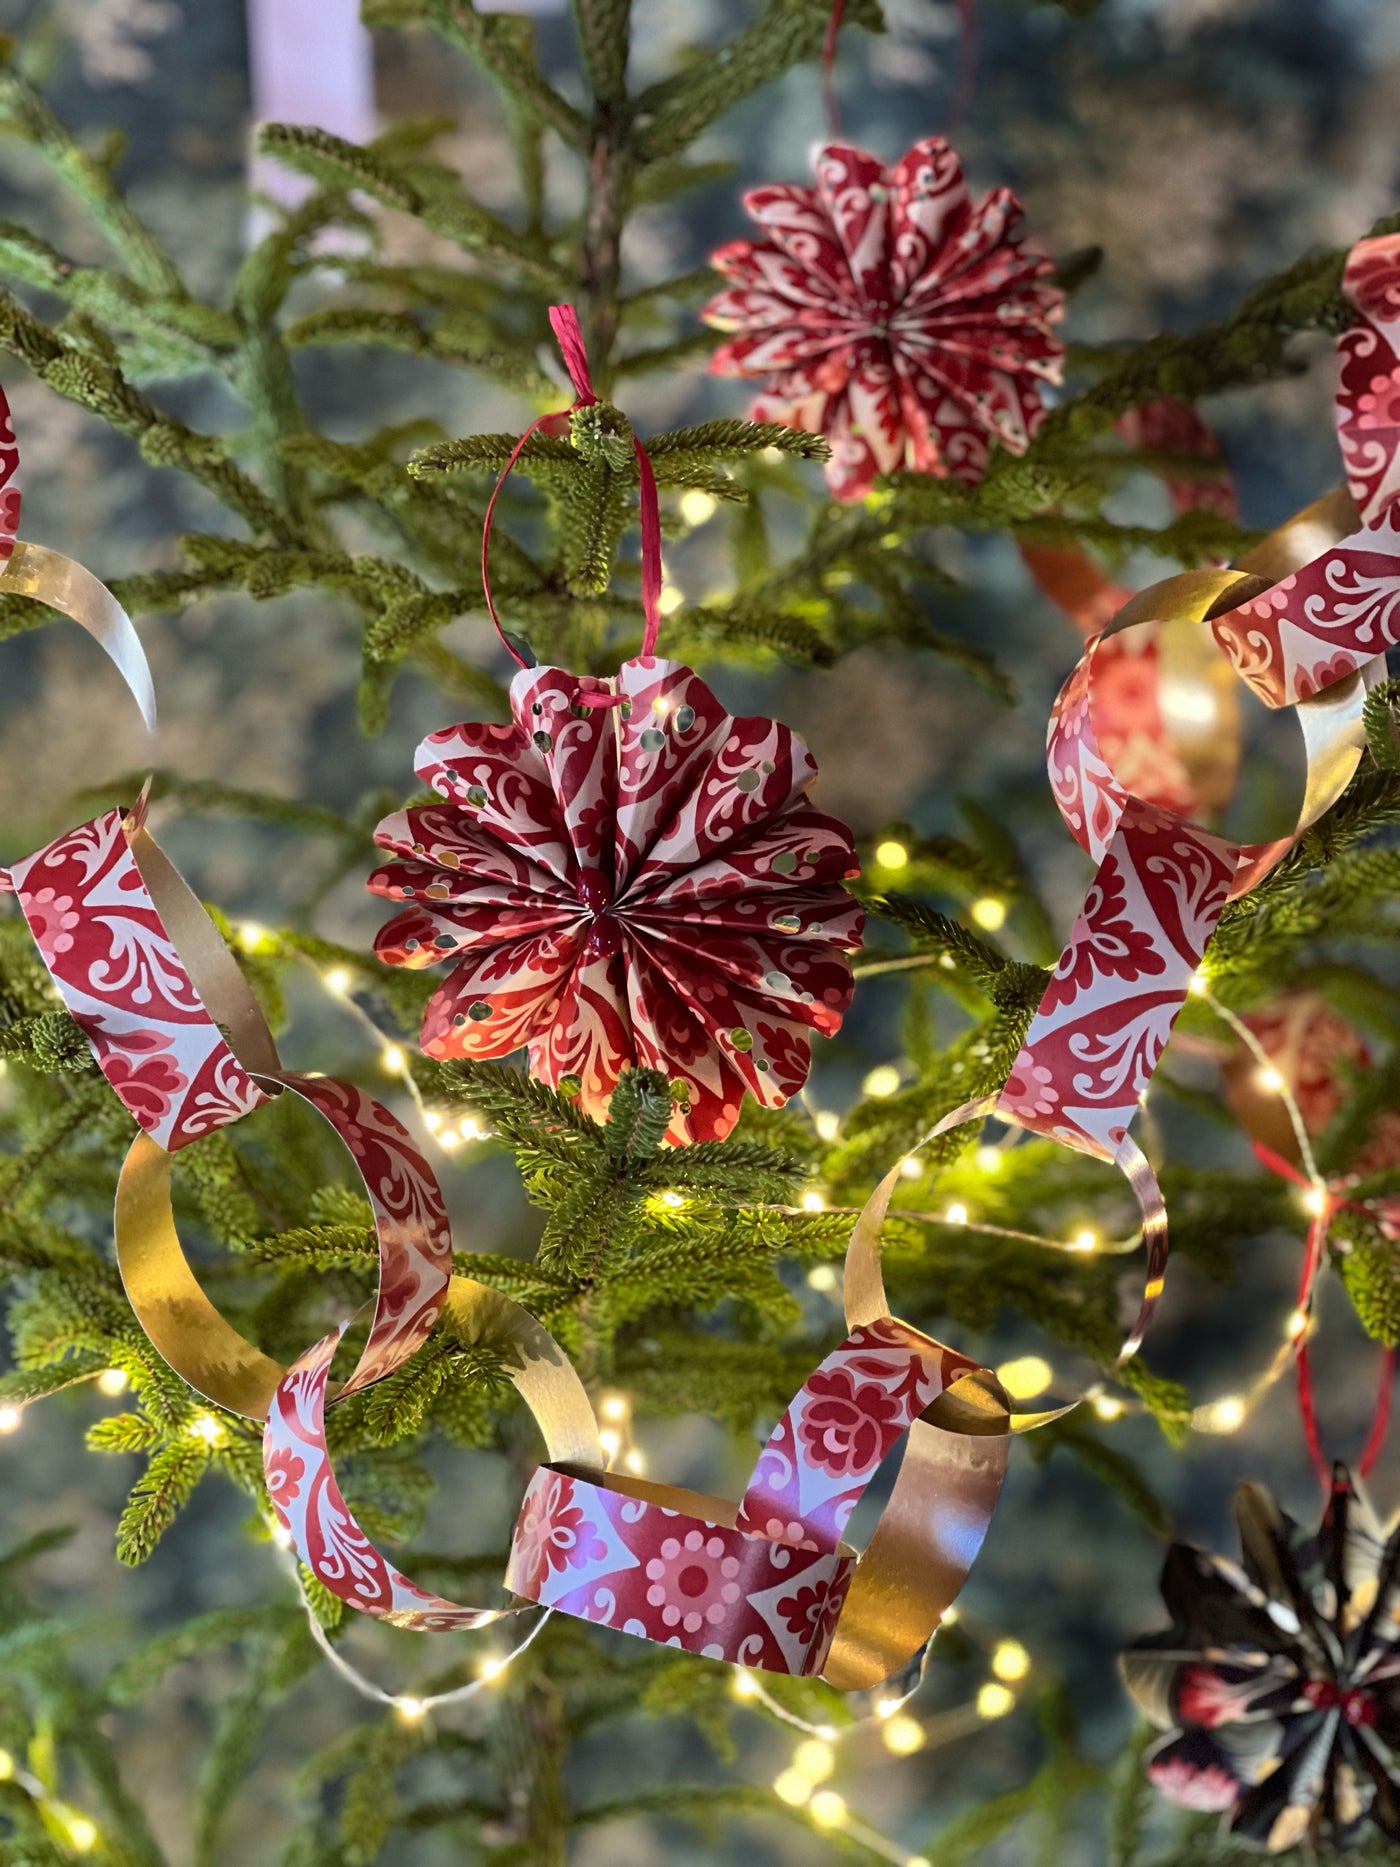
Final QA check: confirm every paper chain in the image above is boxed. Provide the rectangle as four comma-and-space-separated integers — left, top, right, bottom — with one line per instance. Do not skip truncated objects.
0, 383, 1012, 1679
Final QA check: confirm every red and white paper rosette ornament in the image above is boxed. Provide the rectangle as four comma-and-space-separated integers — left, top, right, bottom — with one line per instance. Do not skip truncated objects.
369, 307, 863, 1143
702, 138, 1065, 500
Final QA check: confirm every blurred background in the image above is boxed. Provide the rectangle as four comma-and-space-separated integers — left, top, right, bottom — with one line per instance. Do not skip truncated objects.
0, 0, 1398, 1860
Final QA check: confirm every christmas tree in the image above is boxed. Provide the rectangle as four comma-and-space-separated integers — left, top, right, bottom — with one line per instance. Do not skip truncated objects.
1, 1, 1400, 1861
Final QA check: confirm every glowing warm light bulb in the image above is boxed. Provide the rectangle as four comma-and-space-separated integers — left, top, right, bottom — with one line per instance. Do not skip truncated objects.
394, 1696, 427, 1721
862, 1064, 901, 1099
190, 1413, 223, 1446
1188, 967, 1209, 995
380, 1045, 407, 1077
599, 1428, 622, 1461
0, 1404, 27, 1434
679, 489, 718, 527
1302, 1185, 1329, 1217
1195, 1395, 1246, 1435
1093, 1393, 1125, 1422
97, 1368, 128, 1397
478, 1655, 506, 1682
810, 1790, 847, 1828
237, 922, 269, 953
945, 1203, 969, 1226
623, 1447, 646, 1475
1256, 1066, 1286, 1095
876, 1697, 902, 1720
0, 1750, 13, 1781
875, 839, 908, 870
813, 1110, 840, 1142
940, 1605, 959, 1628
1287, 1307, 1309, 1340
270, 1522, 293, 1550
801, 1191, 827, 1213
1068, 1229, 1097, 1253
793, 1738, 835, 1782
807, 1264, 838, 1293
423, 1109, 443, 1134
996, 1356, 1052, 1401
324, 966, 353, 996
974, 1145, 1002, 1173
992, 1639, 1031, 1683
458, 1116, 485, 1142
658, 585, 685, 615
65, 1814, 98, 1853
970, 897, 1006, 931
773, 1768, 811, 1806
439, 1129, 464, 1152
881, 1713, 925, 1756
600, 1393, 629, 1423
900, 1156, 923, 1180
659, 1191, 684, 1209
908, 1857, 932, 1867
977, 1682, 1015, 1720
732, 1668, 759, 1700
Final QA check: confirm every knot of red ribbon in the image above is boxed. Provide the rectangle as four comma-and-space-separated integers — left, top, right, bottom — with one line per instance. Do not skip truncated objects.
480, 305, 663, 707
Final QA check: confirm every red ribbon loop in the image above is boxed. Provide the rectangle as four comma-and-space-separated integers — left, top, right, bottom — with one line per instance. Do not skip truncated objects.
480, 303, 665, 680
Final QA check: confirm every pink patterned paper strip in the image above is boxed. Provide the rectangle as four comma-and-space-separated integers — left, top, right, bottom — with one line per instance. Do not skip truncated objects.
0, 381, 18, 562
735, 1317, 976, 1553
266, 1319, 507, 1631
7, 810, 269, 1151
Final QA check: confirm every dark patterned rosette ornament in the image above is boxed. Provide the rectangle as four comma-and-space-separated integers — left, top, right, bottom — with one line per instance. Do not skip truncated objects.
703, 137, 1065, 499
1122, 1471, 1400, 1852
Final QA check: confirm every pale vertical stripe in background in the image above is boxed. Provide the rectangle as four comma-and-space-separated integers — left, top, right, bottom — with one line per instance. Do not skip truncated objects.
246, 0, 377, 241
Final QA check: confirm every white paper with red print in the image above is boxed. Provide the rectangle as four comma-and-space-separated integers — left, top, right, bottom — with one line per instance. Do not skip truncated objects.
266, 1318, 510, 1631
369, 656, 862, 1144
8, 810, 270, 1151
505, 1318, 978, 1676
703, 138, 1064, 501
995, 800, 1237, 1160
271, 1075, 453, 1400
1207, 235, 1400, 708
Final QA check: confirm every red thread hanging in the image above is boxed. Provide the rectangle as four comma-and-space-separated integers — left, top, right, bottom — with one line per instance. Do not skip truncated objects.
480, 304, 663, 696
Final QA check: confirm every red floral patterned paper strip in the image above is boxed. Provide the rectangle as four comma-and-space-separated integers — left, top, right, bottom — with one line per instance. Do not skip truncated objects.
506, 1466, 853, 1673
735, 1319, 977, 1553
370, 656, 862, 1143
7, 811, 269, 1150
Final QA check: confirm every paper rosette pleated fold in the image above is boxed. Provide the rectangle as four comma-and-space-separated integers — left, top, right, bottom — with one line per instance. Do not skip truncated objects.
1121, 1469, 1400, 1853
369, 655, 863, 1144
703, 137, 1064, 500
